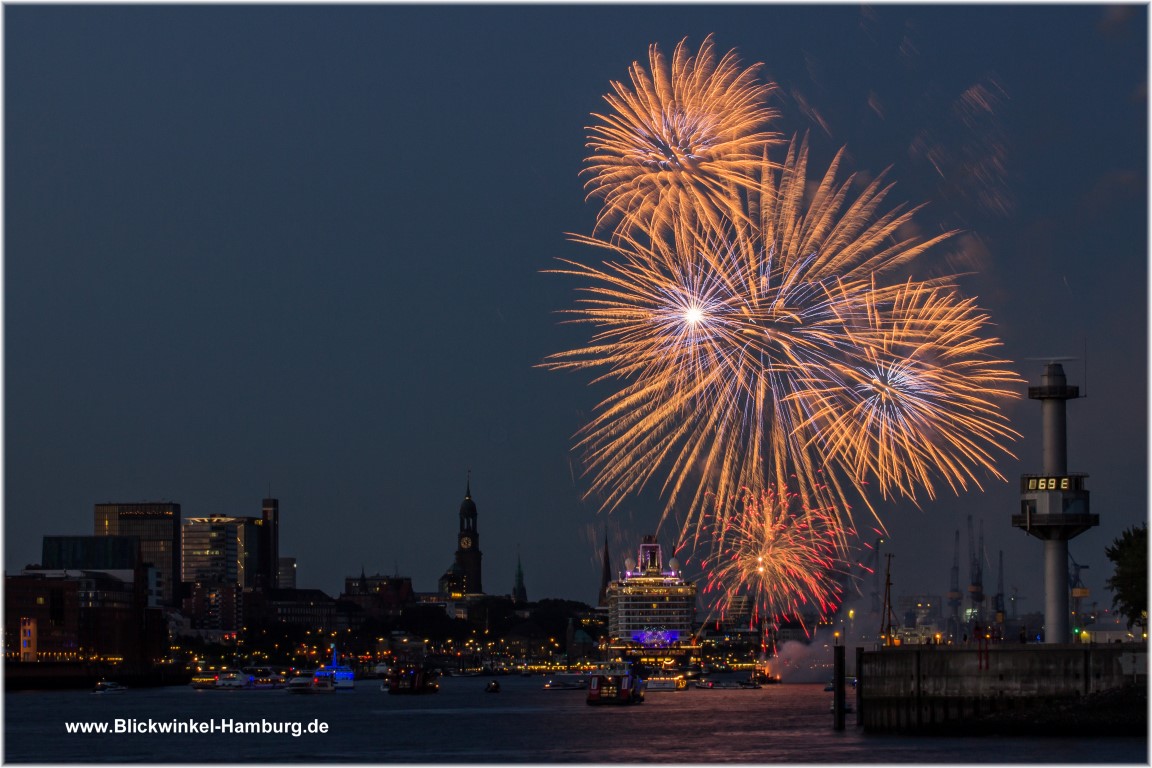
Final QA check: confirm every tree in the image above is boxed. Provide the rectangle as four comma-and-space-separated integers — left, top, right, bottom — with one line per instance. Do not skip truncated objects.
1105, 524, 1147, 631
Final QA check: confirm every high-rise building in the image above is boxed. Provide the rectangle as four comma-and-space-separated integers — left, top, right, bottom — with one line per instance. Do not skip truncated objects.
606, 535, 697, 647
94, 502, 181, 606
181, 499, 281, 591
181, 516, 264, 588
261, 498, 280, 589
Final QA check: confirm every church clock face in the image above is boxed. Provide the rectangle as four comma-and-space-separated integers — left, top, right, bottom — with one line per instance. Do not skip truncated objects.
460, 536, 473, 550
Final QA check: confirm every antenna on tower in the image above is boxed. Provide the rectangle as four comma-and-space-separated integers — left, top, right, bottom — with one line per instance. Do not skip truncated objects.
1082, 337, 1089, 398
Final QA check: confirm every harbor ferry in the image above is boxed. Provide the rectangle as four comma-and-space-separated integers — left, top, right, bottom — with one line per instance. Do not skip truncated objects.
586, 662, 646, 705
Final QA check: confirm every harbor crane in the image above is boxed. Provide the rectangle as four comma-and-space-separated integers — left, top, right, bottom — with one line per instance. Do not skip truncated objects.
946, 529, 963, 641
1069, 551, 1091, 633
993, 550, 1006, 627
867, 535, 885, 616
967, 515, 985, 623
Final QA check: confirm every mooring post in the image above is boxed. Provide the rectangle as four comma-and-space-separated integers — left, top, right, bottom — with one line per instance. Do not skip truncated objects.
855, 646, 864, 727
833, 644, 845, 730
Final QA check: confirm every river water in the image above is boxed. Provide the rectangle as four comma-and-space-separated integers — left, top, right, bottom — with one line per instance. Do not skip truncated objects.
4, 675, 1147, 763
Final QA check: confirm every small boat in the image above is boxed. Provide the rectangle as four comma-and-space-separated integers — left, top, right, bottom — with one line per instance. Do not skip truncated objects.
586, 663, 645, 706
189, 671, 218, 690
645, 674, 687, 691
751, 671, 781, 685
385, 663, 440, 694
286, 670, 335, 694
242, 667, 286, 689
286, 674, 313, 693
738, 679, 763, 689
484, 680, 501, 693
92, 681, 127, 694
543, 673, 589, 691
322, 647, 355, 690
214, 669, 249, 689
695, 679, 716, 689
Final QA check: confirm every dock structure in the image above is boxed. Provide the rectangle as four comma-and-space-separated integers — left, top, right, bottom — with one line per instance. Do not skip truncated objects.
855, 642, 1146, 735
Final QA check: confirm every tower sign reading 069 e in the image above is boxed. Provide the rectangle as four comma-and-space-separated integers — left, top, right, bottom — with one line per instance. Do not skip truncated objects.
1011, 362, 1098, 644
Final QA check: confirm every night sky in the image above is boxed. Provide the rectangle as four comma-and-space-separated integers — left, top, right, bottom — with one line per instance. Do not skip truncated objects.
5, 5, 1147, 615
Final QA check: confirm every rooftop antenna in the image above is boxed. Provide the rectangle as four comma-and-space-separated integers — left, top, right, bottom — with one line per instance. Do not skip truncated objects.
881, 553, 896, 645
1082, 337, 1088, 398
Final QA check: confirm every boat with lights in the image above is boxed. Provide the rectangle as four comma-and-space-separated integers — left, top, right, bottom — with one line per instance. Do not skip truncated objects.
543, 672, 590, 690
644, 673, 688, 691
384, 650, 440, 695
286, 670, 336, 694
321, 648, 355, 690
92, 681, 127, 694
586, 662, 646, 705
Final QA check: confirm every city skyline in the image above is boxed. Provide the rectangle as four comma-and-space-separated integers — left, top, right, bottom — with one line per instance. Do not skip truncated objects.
6, 5, 1147, 611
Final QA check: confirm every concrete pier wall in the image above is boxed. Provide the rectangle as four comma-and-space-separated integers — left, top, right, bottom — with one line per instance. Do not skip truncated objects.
858, 642, 1146, 733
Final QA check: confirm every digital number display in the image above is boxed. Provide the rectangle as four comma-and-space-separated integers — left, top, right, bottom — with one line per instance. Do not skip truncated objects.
1021, 475, 1085, 492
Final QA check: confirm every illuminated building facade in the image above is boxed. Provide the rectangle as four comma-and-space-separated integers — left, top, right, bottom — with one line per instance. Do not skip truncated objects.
4, 570, 166, 665
278, 557, 297, 589
183, 581, 242, 632
182, 508, 279, 590
605, 535, 697, 658
182, 516, 262, 588
94, 502, 181, 606
341, 571, 415, 619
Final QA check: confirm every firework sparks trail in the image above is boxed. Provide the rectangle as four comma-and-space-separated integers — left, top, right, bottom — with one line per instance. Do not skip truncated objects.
548, 129, 1020, 539
792, 277, 1023, 503
549, 37, 1022, 614
583, 35, 780, 238
701, 485, 850, 631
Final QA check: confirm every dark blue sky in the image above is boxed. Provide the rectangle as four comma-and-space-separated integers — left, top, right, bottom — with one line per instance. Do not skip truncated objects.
5, 5, 1147, 612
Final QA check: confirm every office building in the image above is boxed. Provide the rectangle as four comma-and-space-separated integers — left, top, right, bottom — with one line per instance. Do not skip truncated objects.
94, 502, 181, 606
182, 515, 264, 588
181, 499, 281, 590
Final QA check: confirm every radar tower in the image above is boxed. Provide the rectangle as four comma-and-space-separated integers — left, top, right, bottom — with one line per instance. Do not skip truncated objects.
1012, 362, 1098, 643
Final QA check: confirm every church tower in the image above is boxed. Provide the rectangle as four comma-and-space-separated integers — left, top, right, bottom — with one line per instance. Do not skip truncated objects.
452, 475, 483, 595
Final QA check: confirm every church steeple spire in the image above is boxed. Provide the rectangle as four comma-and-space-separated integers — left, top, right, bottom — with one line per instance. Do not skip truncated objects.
513, 550, 527, 604
598, 529, 612, 607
